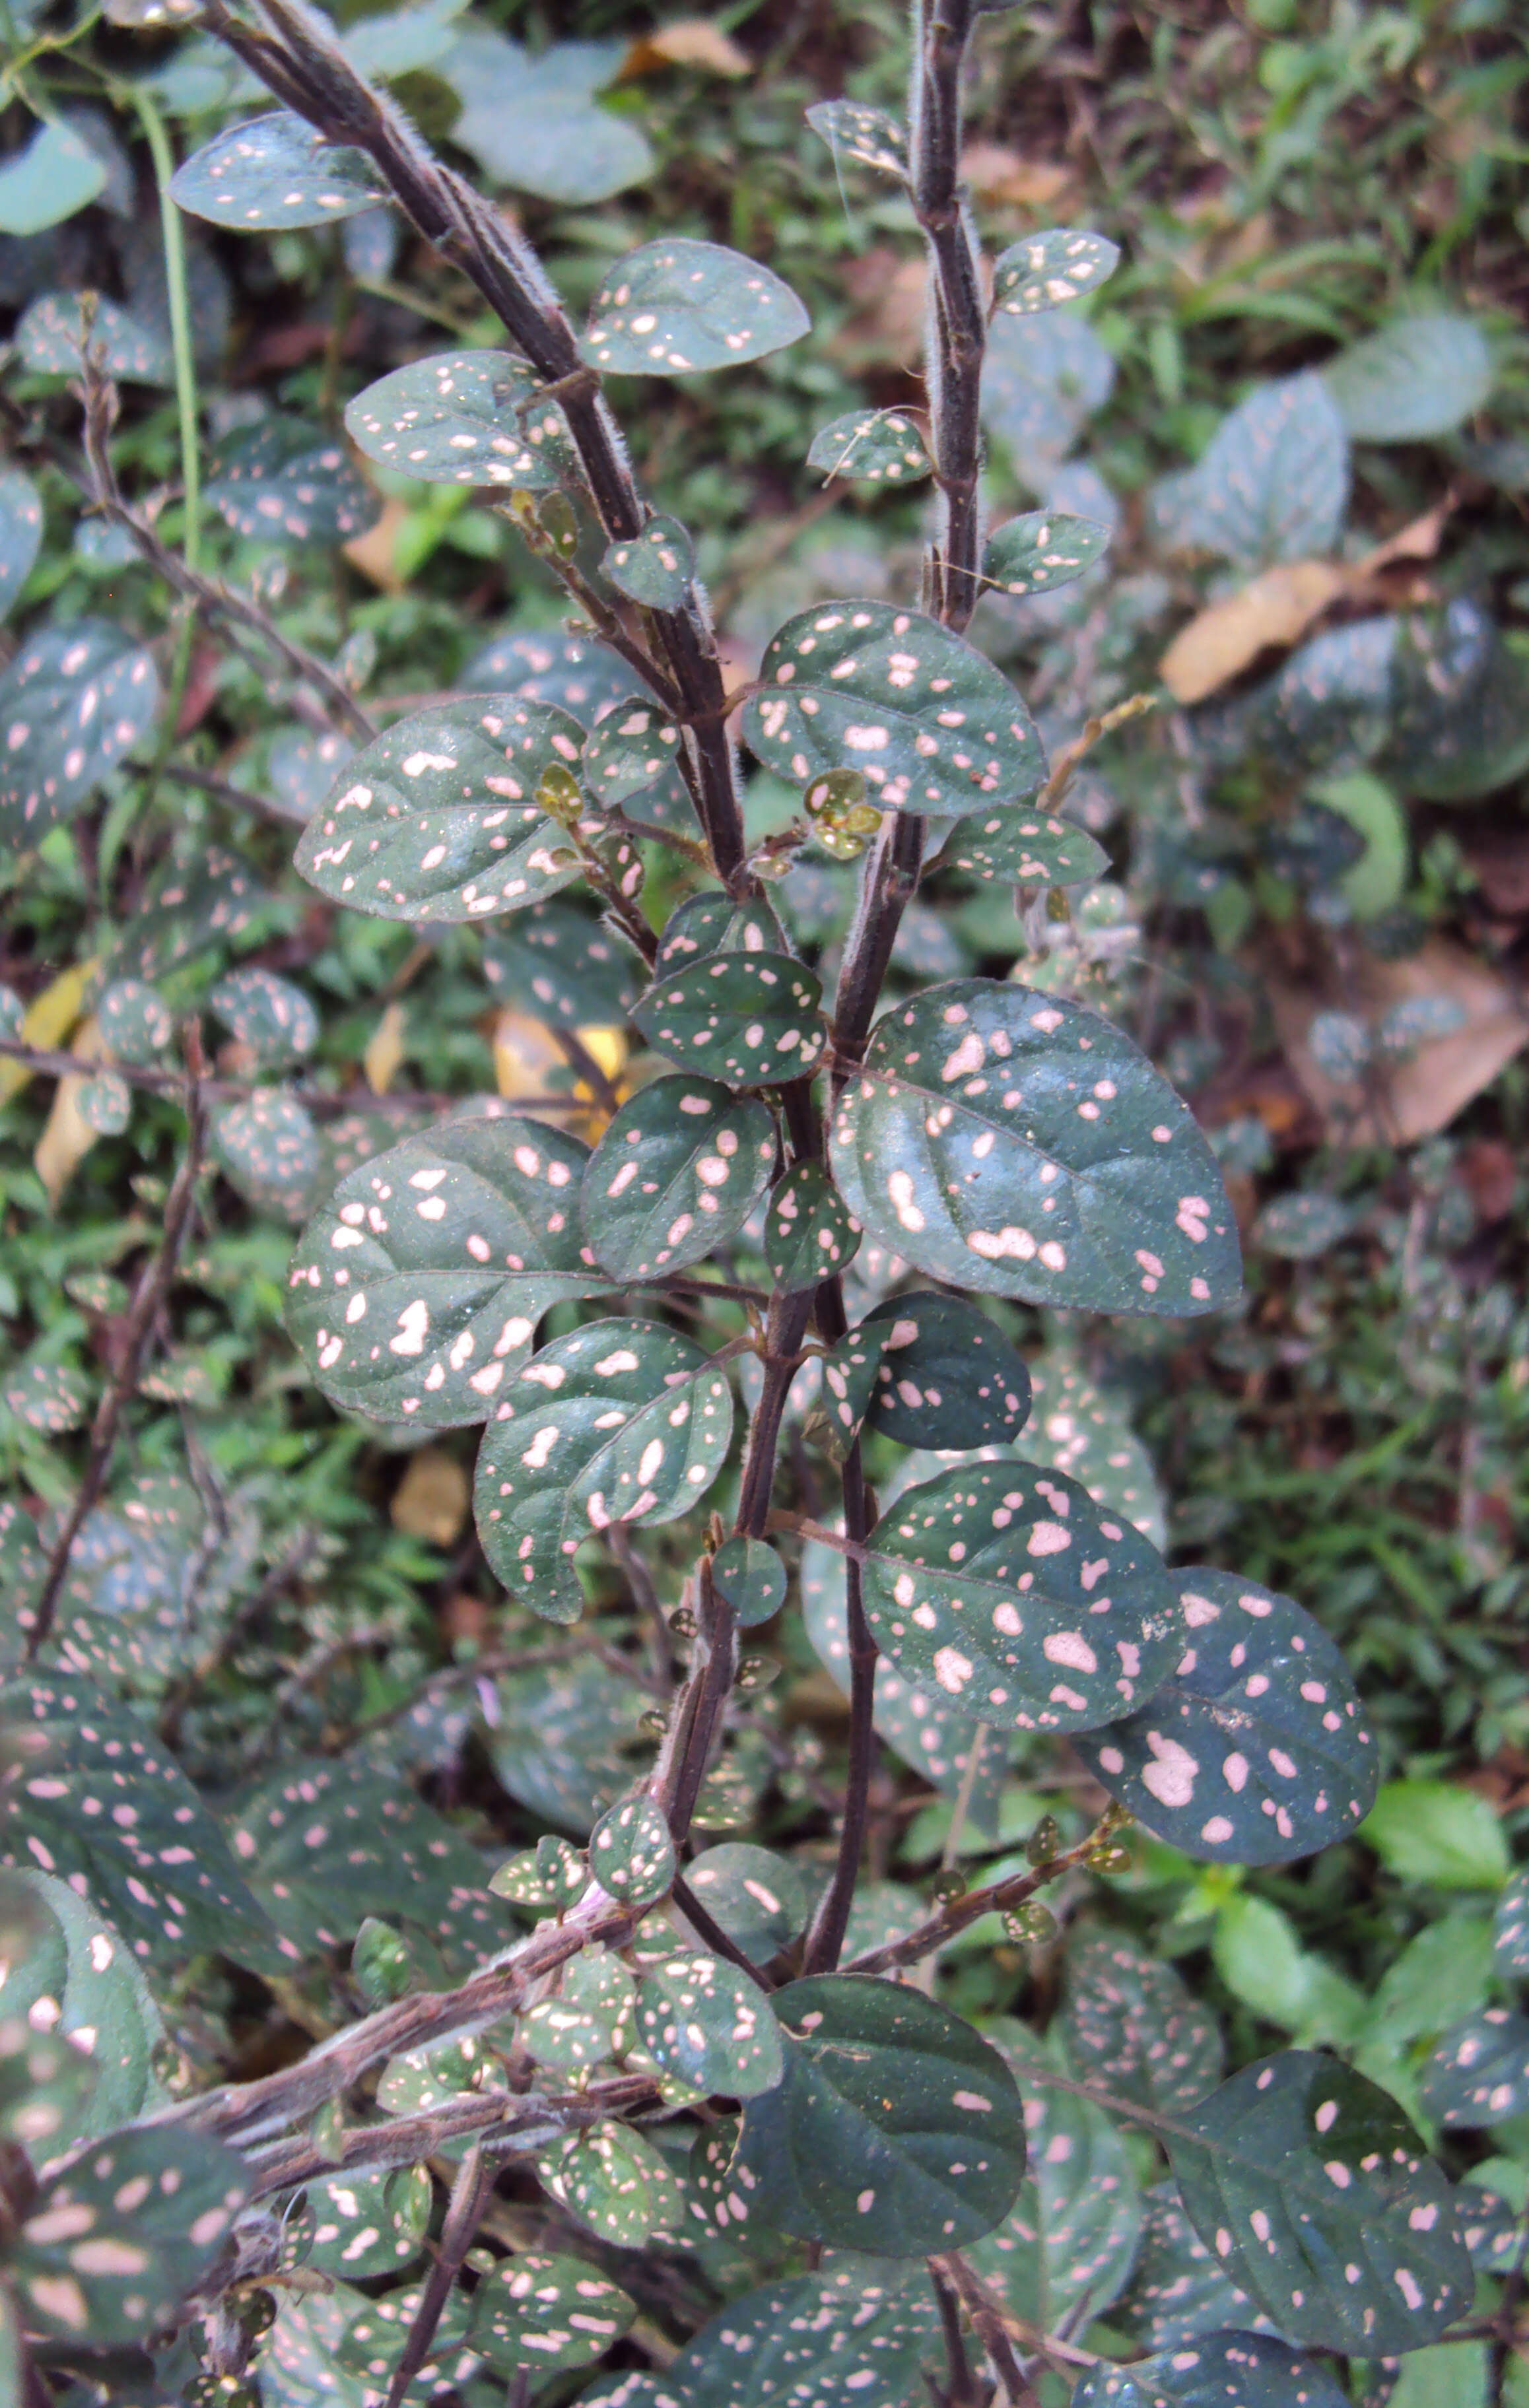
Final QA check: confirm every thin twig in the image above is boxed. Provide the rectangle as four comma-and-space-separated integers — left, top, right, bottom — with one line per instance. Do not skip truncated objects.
671, 1873, 774, 1992
930, 2258, 982, 2407
383, 2144, 494, 2408
156, 1527, 321, 1747
843, 1821, 1111, 1976
934, 2252, 1054, 2401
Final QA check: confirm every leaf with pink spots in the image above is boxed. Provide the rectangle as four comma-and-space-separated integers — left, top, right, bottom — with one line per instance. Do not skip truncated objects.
0, 621, 160, 846
828, 980, 1240, 1317
972, 2018, 1141, 2329
1073, 1570, 1376, 1866
581, 1075, 775, 1280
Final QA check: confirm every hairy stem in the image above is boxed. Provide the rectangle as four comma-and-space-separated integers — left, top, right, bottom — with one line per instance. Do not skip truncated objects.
382, 2145, 494, 2408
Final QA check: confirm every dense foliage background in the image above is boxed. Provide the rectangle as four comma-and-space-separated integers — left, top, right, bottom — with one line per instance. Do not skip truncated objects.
1, 0, 1529, 2400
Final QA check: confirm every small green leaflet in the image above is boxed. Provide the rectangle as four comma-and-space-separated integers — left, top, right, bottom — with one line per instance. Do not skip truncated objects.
728, 1974, 1025, 2254
0, 118, 106, 236
985, 510, 1110, 597
682, 1844, 805, 1963
211, 1092, 320, 1224
766, 1161, 862, 1291
860, 1458, 1181, 1733
581, 1076, 775, 1279
1, 1363, 90, 1434
580, 238, 809, 376
1152, 372, 1349, 572
522, 1946, 634, 2071
0, 622, 160, 847
1, 1675, 295, 1977
1115, 2182, 1271, 2351
819, 1327, 885, 1463
604, 516, 697, 608
0, 1870, 162, 2143
469, 2252, 636, 2374
208, 966, 318, 1069
537, 2120, 678, 2250
804, 98, 908, 178
492, 1832, 590, 1913
1018, 1345, 1167, 1546
829, 981, 1240, 1316
473, 1319, 733, 1620
743, 601, 1046, 819
1063, 1929, 1224, 2116
584, 702, 685, 809
1165, 2051, 1470, 2352
205, 419, 378, 545
654, 890, 787, 974
333, 2277, 477, 2396
1075, 2333, 1350, 2408
467, 624, 642, 718
973, 2021, 1141, 2329
11, 2122, 250, 2346
1074, 1569, 1376, 1864
77, 1069, 131, 1135
1495, 1870, 1529, 1974
634, 952, 827, 1087
16, 292, 172, 384
861, 1292, 1032, 1450
345, 348, 571, 488
667, 2265, 939, 2408
302, 2164, 432, 2279
294, 697, 587, 923
0, 469, 43, 619
376, 2030, 500, 2112
170, 110, 387, 228
0, 2013, 96, 2158
635, 1953, 783, 2097
285, 1114, 602, 1427
589, 1792, 676, 1906
1421, 2009, 1529, 2127
938, 805, 1109, 886
807, 410, 932, 484
1322, 313, 1493, 444
992, 228, 1120, 314
96, 978, 173, 1065
710, 1537, 788, 1630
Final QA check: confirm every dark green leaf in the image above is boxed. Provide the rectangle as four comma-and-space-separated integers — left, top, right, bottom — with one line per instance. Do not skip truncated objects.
1381, 603, 1529, 803
170, 110, 386, 228
581, 238, 809, 376
861, 1291, 1032, 1449
488, 1648, 648, 1832
1017, 1345, 1166, 1545
16, 291, 172, 384
1421, 2010, 1529, 2129
264, 725, 354, 824
0, 622, 160, 846
710, 1537, 787, 1630
804, 99, 908, 178
1151, 375, 1349, 570
584, 702, 686, 809
302, 2164, 431, 2278
287, 1114, 601, 1426
581, 1076, 775, 1279
1116, 2182, 1272, 2352
992, 228, 1120, 314
1165, 2051, 1470, 2352
972, 2020, 1141, 2327
765, 1161, 862, 1292
522, 1945, 634, 2071
74, 1069, 131, 1135
333, 2275, 476, 2395
654, 890, 788, 974
1252, 1192, 1356, 1262
937, 803, 1110, 885
635, 1951, 783, 2097
483, 900, 639, 1028
345, 347, 572, 489
860, 1458, 1180, 1732
474, 1320, 733, 1619
743, 601, 1045, 819
0, 468, 43, 618
211, 1091, 320, 1224
13, 2122, 250, 2345
807, 410, 932, 483
604, 516, 697, 608
1075, 1569, 1376, 1864
440, 30, 653, 205
1075, 2331, 1350, 2408
208, 966, 318, 1069
294, 696, 587, 923
727, 1974, 1025, 2253
985, 509, 1110, 597
0, 1870, 160, 2143
376, 2030, 503, 2115
633, 951, 827, 1087
0, 2013, 96, 2158
829, 980, 1240, 1316
536, 2120, 683, 2250
205, 418, 378, 545
982, 312, 1116, 473
108, 844, 263, 982
669, 2265, 938, 2407
1062, 1928, 1224, 2115
1493, 1870, 1529, 1974
0, 119, 107, 235
96, 978, 172, 1066
465, 625, 642, 718
469, 2250, 636, 2374
589, 1791, 676, 1906
1322, 314, 1493, 443
1, 1675, 295, 1977
818, 1327, 885, 1463
681, 1844, 805, 1963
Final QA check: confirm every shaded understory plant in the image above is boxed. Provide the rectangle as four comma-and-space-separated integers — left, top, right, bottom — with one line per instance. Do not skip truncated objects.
0, 3, 1524, 2405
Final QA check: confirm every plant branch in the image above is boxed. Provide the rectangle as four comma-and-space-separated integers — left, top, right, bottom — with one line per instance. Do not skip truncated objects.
910, 0, 985, 634
933, 2252, 1069, 2397
843, 1821, 1110, 1976
930, 2258, 983, 2407
383, 2143, 494, 2408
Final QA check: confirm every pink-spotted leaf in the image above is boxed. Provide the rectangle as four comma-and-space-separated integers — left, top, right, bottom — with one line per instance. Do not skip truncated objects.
473, 1320, 733, 1621
294, 697, 588, 923
1151, 373, 1348, 572
581, 1075, 775, 1279
0, 468, 42, 619
992, 228, 1120, 314
829, 980, 1240, 1316
1165, 2052, 1469, 2353
584, 700, 686, 811
345, 347, 572, 489
332, 2277, 477, 2395
804, 99, 908, 178
0, 1869, 161, 2143
465, 625, 642, 718
1, 1363, 90, 1436
483, 900, 639, 1029
1074, 2332, 1349, 2408
666, 2265, 938, 2408
984, 508, 1110, 597
603, 516, 696, 608
12, 2122, 250, 2345
207, 966, 318, 1071
653, 889, 787, 974
96, 978, 173, 1066
1017, 1345, 1167, 1545
817, 1327, 885, 1464
211, 1091, 320, 1224
469, 2252, 635, 2375
285, 1114, 604, 1428
300, 2163, 431, 2279
1494, 1871, 1529, 1976
205, 418, 378, 545
0, 621, 160, 846
728, 1974, 1025, 2254
0, 2014, 96, 2159
743, 602, 1045, 819
681, 1844, 805, 1964
536, 2120, 681, 2250
972, 2019, 1141, 2329
765, 1160, 862, 1292
710, 1537, 787, 1630
16, 291, 172, 384
170, 110, 386, 228
580, 238, 809, 376
1114, 2182, 1273, 2352
807, 409, 932, 484
522, 1946, 635, 2073
1062, 1929, 1224, 2117
634, 1951, 782, 2098
937, 804, 1109, 886
632, 953, 827, 1087
1421, 2009, 1529, 2129
1073, 1570, 1376, 1865
860, 1459, 1181, 1734
861, 1291, 1032, 1450
589, 1792, 676, 1906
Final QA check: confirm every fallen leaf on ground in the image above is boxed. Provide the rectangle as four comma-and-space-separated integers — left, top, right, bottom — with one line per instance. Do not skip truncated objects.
344, 492, 407, 592
623, 20, 751, 76
959, 144, 1071, 208
391, 1447, 470, 1545
364, 999, 408, 1095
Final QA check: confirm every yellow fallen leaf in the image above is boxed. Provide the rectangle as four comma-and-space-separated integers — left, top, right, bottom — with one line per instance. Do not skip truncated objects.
1159, 560, 1347, 705
623, 18, 751, 76
343, 492, 408, 593
493, 1010, 566, 1102
34, 1019, 108, 1209
364, 1000, 408, 1096
576, 1025, 628, 1088
390, 1447, 470, 1546
959, 143, 1071, 209
0, 956, 97, 1106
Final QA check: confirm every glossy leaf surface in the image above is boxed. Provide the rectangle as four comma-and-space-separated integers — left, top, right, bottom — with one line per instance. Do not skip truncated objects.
861, 1291, 1032, 1450
604, 516, 697, 607
766, 1160, 862, 1291
634, 951, 827, 1087
985, 508, 1110, 597
582, 1076, 774, 1279
171, 109, 386, 228
1063, 1928, 1224, 2115
992, 227, 1120, 313
345, 347, 570, 488
634, 1952, 783, 2097
0, 622, 160, 846
807, 409, 932, 483
581, 238, 809, 375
